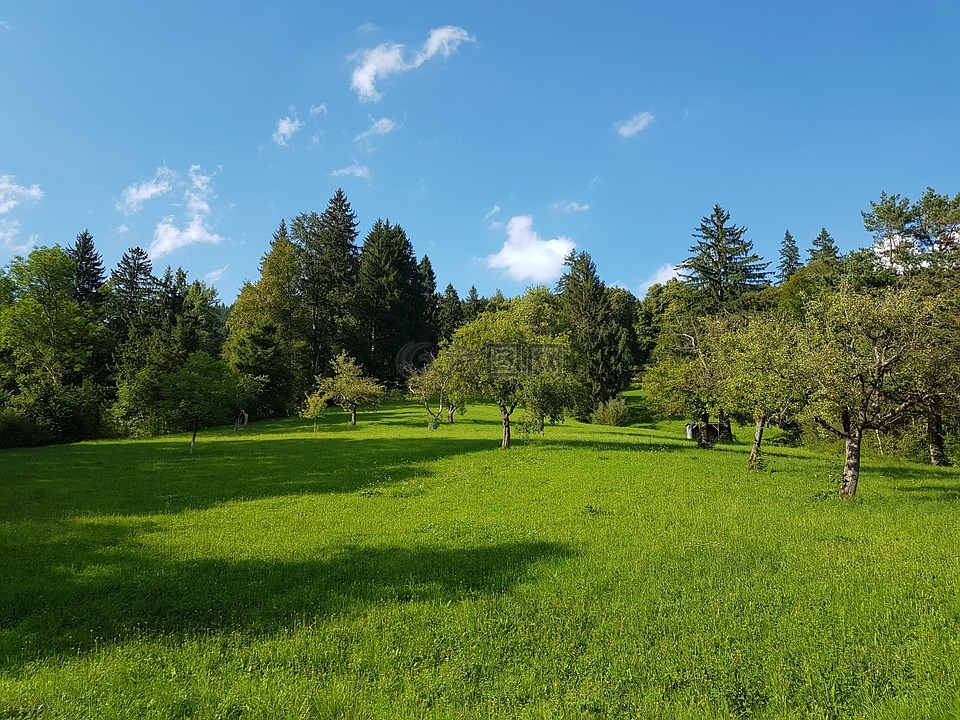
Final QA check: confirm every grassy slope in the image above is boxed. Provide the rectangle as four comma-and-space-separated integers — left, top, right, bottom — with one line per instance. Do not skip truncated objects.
1, 399, 959, 719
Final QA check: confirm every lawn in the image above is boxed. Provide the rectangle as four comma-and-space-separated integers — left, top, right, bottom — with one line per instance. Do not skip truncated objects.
1, 398, 959, 719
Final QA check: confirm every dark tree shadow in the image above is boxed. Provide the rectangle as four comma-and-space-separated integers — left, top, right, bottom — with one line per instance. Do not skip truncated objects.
0, 524, 574, 670
1, 435, 495, 522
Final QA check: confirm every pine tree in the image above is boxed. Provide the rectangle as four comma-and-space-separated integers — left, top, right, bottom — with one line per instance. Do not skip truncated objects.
111, 246, 157, 322
356, 219, 423, 380
462, 285, 486, 322
556, 250, 632, 420
680, 205, 769, 312
776, 229, 801, 283
418, 255, 440, 346
437, 283, 463, 341
66, 230, 106, 304
292, 189, 360, 375
808, 227, 839, 264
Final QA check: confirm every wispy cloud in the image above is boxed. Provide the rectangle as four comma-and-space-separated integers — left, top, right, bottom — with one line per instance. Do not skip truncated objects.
0, 175, 43, 214
615, 111, 655, 138
0, 175, 43, 252
117, 166, 175, 214
309, 103, 328, 116
149, 165, 224, 258
0, 20, 10, 30
358, 22, 377, 33
204, 265, 228, 284
355, 117, 397, 149
552, 201, 590, 213
487, 216, 574, 283
331, 161, 371, 180
638, 263, 680, 296
350, 25, 474, 102
273, 111, 305, 146
483, 204, 501, 222
116, 223, 130, 235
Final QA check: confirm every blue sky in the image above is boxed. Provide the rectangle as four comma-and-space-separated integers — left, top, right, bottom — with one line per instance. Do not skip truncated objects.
2, 2, 958, 302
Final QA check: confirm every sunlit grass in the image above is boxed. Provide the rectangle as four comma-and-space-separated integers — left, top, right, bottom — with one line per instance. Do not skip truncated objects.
2, 397, 959, 718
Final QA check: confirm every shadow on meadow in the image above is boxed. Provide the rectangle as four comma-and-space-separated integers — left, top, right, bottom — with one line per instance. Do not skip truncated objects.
1, 435, 495, 522
0, 524, 574, 670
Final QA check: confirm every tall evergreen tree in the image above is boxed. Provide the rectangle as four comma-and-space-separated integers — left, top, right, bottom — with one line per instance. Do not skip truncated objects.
556, 250, 632, 420
223, 219, 308, 414
680, 205, 769, 312
356, 219, 424, 381
292, 189, 360, 376
776, 229, 801, 283
110, 246, 157, 323
437, 283, 463, 341
462, 285, 486, 322
418, 255, 440, 346
66, 230, 106, 304
808, 227, 839, 264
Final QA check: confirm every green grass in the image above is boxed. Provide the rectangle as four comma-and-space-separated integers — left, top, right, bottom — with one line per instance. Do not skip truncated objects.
2, 398, 960, 719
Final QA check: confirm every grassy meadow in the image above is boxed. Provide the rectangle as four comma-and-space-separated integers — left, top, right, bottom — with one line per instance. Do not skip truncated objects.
2, 396, 960, 719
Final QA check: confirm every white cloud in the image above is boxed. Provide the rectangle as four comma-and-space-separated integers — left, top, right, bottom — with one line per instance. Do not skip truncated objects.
483, 204, 501, 222
116, 223, 130, 234
0, 176, 42, 252
350, 25, 474, 102
355, 117, 397, 148
117, 166, 175, 214
487, 216, 574, 283
638, 263, 680, 296
0, 175, 43, 214
273, 113, 304, 146
309, 103, 328, 116
552, 201, 590, 213
615, 111, 655, 138
0, 21, 9, 30
358, 22, 378, 33
149, 165, 224, 258
331, 161, 371, 180
204, 265, 228, 284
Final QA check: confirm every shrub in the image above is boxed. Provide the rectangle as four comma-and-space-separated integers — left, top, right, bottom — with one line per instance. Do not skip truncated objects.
590, 396, 631, 426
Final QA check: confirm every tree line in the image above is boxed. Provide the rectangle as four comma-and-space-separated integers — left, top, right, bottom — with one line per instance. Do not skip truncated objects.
2, 187, 958, 497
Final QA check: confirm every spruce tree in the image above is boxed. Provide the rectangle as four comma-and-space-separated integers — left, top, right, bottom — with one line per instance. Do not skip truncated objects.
356, 219, 423, 380
292, 189, 360, 375
776, 229, 801, 283
556, 250, 632, 420
437, 283, 463, 341
111, 246, 157, 322
680, 205, 769, 312
67, 229, 106, 304
808, 227, 840, 264
462, 285, 486, 322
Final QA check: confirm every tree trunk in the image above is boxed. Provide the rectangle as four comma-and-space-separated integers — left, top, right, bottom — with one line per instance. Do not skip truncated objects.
350, 405, 357, 425
927, 400, 951, 467
839, 428, 862, 499
447, 406, 455, 424
500, 403, 511, 449
695, 412, 710, 448
747, 412, 765, 470
190, 428, 198, 455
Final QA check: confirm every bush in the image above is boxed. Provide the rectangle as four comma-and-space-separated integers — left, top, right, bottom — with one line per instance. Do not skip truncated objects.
590, 397, 631, 426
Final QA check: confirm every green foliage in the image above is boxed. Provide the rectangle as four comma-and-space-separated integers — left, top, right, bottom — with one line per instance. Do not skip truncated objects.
589, 396, 631, 426
680, 204, 770, 312
556, 250, 632, 420
356, 219, 427, 381
305, 351, 385, 425
808, 227, 839, 264
158, 351, 241, 451
776, 229, 801, 283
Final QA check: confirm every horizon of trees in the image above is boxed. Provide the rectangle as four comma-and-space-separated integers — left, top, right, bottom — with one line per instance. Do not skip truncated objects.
2, 186, 959, 497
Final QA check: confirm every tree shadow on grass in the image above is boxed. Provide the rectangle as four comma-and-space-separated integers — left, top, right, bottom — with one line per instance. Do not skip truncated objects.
1, 435, 495, 522
0, 525, 574, 671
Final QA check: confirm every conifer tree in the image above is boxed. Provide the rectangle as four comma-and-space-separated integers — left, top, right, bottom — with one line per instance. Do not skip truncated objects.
776, 229, 801, 283
292, 189, 360, 376
67, 229, 106, 304
556, 250, 632, 419
808, 227, 839, 264
680, 205, 769, 312
437, 283, 463, 341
